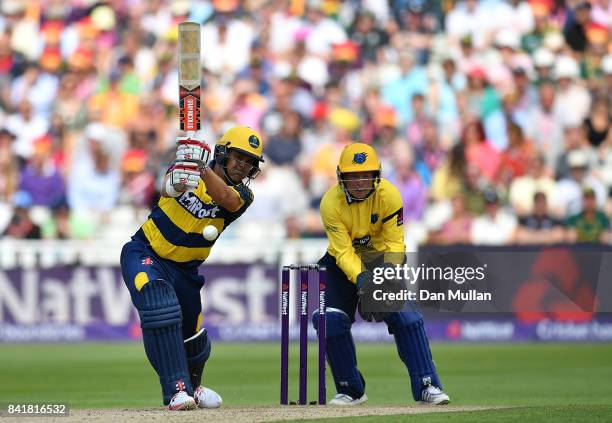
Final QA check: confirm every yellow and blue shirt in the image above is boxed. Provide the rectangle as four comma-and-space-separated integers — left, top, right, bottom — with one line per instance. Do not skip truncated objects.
136, 164, 253, 267
320, 178, 405, 283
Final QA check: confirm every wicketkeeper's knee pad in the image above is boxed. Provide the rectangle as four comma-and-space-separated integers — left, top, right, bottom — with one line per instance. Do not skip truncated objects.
137, 279, 192, 404
384, 307, 423, 335
312, 307, 351, 337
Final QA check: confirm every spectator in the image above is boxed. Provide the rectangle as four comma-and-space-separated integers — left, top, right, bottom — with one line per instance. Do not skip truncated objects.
41, 198, 72, 240
531, 48, 555, 80
441, 57, 467, 93
2, 191, 41, 239
515, 192, 564, 244
509, 153, 556, 216
416, 118, 446, 186
565, 187, 611, 243
5, 100, 49, 161
601, 54, 612, 105
461, 118, 500, 183
387, 140, 427, 221
268, 1, 303, 57
229, 78, 267, 131
406, 93, 428, 147
349, 10, 388, 63
234, 164, 308, 241
431, 143, 466, 201
496, 122, 534, 185
463, 66, 502, 126
525, 80, 564, 169
470, 188, 517, 245
445, 0, 491, 49
382, 50, 428, 125
503, 0, 535, 35
303, 1, 348, 58
509, 66, 538, 126
554, 122, 594, 180
265, 109, 302, 166
119, 148, 155, 209
307, 109, 356, 201
17, 135, 65, 207
55, 72, 89, 132
522, 12, 554, 54
89, 71, 139, 128
553, 55, 591, 124
67, 123, 120, 212
201, 6, 255, 75
591, 0, 612, 27
0, 128, 18, 201
463, 163, 487, 215
552, 149, 607, 217
427, 194, 473, 245
583, 96, 610, 148
10, 62, 58, 119
563, 2, 592, 53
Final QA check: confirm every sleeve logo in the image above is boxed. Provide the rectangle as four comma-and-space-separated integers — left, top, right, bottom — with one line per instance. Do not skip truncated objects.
397, 208, 404, 226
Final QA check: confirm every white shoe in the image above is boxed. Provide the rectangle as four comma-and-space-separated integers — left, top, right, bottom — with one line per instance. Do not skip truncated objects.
168, 391, 196, 411
329, 393, 368, 406
194, 386, 223, 409
420, 385, 450, 405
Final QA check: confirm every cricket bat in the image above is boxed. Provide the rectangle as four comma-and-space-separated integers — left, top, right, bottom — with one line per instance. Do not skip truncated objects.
178, 22, 201, 133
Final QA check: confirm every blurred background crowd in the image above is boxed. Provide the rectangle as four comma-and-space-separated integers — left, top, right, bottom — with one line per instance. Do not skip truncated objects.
0, 0, 610, 246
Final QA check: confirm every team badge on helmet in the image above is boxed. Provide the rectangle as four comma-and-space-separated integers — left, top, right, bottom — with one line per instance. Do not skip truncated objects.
248, 135, 260, 148
353, 152, 367, 164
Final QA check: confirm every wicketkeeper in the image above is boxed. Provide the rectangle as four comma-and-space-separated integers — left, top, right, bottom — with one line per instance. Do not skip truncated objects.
120, 126, 264, 410
313, 143, 450, 406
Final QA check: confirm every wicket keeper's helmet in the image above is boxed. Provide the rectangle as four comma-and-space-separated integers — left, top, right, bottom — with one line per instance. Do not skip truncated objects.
214, 125, 264, 180
337, 143, 381, 202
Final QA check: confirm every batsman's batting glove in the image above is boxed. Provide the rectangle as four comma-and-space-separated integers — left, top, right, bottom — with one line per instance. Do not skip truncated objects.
168, 160, 200, 194
176, 137, 211, 170
356, 271, 389, 323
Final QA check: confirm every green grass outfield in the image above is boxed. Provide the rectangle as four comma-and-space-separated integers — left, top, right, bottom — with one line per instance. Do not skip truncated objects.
1, 342, 611, 422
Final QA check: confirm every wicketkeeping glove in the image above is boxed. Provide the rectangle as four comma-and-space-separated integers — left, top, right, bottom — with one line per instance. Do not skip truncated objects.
176, 137, 211, 170
169, 161, 200, 192
356, 271, 389, 323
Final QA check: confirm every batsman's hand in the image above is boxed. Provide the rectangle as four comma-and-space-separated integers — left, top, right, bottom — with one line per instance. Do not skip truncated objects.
176, 137, 211, 170
356, 271, 389, 323
169, 160, 200, 192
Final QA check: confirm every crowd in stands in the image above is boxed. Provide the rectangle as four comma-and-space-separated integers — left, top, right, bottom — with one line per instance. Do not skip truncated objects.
0, 0, 610, 246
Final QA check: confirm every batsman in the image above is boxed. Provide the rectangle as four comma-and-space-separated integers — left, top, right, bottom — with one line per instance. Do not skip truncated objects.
314, 143, 450, 406
120, 126, 264, 410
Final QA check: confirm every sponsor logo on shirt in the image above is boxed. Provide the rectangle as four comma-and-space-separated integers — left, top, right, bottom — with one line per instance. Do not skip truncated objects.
178, 191, 220, 219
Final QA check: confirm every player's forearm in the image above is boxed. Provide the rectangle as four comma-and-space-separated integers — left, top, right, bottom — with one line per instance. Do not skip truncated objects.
332, 249, 362, 283
200, 168, 242, 211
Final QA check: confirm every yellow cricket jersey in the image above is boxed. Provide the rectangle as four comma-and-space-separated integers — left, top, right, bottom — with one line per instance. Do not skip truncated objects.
139, 170, 253, 266
320, 178, 405, 283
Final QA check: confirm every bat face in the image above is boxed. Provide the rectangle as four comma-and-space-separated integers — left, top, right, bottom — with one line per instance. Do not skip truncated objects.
178, 22, 201, 132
